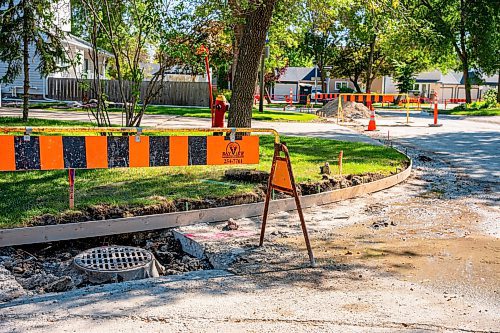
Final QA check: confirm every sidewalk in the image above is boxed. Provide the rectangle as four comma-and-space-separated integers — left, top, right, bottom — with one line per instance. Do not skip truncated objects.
0, 107, 380, 145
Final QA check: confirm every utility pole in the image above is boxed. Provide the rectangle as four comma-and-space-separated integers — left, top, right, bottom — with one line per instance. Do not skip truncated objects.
259, 36, 269, 113
326, 71, 331, 94
314, 64, 318, 104
324, 66, 332, 95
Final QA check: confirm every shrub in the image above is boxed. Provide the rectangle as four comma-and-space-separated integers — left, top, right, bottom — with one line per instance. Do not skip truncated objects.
339, 86, 355, 93
483, 89, 497, 108
216, 89, 232, 102
453, 101, 493, 111
452, 90, 498, 111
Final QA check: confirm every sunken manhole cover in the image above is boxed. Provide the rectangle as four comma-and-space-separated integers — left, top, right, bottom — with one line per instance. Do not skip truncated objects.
74, 246, 164, 283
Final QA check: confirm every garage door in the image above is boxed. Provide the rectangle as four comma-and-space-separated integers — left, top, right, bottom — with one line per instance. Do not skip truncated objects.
273, 84, 298, 102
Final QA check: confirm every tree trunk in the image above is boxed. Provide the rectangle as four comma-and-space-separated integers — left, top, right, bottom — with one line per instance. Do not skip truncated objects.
231, 23, 244, 89
351, 78, 362, 93
462, 60, 471, 103
459, 0, 472, 104
497, 69, 500, 103
365, 36, 376, 93
228, 0, 277, 128
22, 0, 30, 122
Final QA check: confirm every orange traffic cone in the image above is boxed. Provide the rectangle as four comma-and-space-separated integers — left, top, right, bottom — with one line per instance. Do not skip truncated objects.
367, 106, 377, 131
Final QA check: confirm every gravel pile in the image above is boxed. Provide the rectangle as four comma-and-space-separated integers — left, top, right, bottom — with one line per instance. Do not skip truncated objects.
317, 98, 371, 120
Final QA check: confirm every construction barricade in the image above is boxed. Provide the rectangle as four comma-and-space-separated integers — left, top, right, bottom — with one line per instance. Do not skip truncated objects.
0, 126, 315, 266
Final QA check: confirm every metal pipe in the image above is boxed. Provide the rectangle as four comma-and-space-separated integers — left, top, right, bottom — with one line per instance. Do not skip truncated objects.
259, 52, 265, 113
42, 76, 57, 102
0, 127, 281, 144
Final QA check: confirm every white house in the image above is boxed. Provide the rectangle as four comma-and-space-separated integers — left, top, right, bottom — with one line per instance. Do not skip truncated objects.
0, 0, 111, 99
372, 70, 498, 102
271, 67, 356, 103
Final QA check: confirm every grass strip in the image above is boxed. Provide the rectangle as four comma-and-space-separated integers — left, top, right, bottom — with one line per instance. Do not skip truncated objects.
0, 118, 406, 228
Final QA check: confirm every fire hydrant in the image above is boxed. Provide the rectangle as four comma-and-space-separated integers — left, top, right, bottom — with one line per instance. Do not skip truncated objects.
213, 95, 229, 128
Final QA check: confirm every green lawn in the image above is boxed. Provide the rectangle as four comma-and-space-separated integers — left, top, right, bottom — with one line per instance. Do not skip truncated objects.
34, 104, 319, 122
0, 117, 406, 228
439, 108, 500, 116
0, 117, 94, 127
136, 105, 319, 122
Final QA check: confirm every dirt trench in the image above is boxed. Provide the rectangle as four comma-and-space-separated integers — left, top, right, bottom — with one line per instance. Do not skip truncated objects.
26, 169, 401, 227
0, 230, 210, 299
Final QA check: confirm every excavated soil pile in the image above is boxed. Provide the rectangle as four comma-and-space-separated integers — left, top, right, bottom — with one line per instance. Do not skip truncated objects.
29, 192, 265, 227
317, 98, 371, 120
300, 173, 386, 195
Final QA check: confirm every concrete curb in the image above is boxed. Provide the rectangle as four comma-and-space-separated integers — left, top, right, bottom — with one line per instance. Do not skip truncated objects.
0, 160, 412, 247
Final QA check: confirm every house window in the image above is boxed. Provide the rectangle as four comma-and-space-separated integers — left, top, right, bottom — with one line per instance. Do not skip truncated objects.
335, 81, 348, 90
412, 83, 420, 91
84, 59, 89, 73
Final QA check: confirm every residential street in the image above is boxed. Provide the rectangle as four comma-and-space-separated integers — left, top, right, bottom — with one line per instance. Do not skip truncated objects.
0, 108, 379, 144
1, 0, 498, 330
359, 110, 500, 191
0, 108, 499, 332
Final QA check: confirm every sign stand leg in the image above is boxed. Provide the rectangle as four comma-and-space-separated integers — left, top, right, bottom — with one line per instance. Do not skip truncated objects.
69, 168, 75, 209
260, 143, 315, 267
259, 144, 279, 247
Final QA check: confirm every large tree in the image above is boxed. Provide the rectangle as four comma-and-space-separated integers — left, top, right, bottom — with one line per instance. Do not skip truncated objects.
467, 0, 500, 102
228, 0, 278, 128
404, 0, 498, 103
301, 28, 339, 92
298, 0, 342, 91
337, 0, 401, 92
0, 0, 67, 121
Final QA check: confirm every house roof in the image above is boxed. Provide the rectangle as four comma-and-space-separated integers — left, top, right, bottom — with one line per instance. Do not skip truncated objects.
415, 70, 442, 82
65, 34, 113, 57
484, 74, 499, 85
278, 67, 318, 82
416, 70, 498, 85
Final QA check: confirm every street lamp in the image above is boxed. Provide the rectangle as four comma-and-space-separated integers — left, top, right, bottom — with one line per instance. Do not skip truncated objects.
259, 35, 269, 113
326, 71, 331, 94
314, 63, 318, 104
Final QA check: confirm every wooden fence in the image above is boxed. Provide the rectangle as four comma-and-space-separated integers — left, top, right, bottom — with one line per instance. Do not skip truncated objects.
46, 78, 210, 107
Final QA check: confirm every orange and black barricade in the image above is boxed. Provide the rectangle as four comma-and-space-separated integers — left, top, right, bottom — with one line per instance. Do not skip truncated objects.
1, 126, 316, 266
0, 130, 263, 172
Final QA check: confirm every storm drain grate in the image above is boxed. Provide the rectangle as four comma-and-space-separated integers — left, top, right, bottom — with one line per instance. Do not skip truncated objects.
74, 246, 154, 273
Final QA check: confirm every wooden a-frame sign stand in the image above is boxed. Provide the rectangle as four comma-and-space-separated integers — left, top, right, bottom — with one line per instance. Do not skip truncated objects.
259, 142, 316, 267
